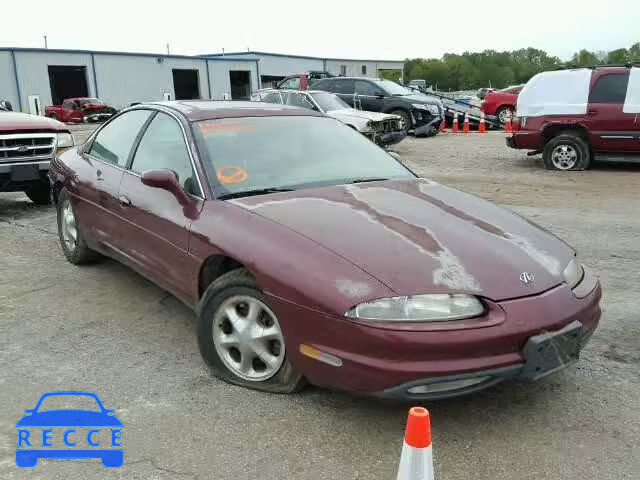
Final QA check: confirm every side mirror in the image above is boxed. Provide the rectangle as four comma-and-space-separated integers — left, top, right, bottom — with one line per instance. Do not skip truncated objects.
141, 169, 192, 207
0, 100, 13, 111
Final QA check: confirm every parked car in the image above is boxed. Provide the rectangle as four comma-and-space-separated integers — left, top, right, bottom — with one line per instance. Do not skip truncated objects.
508, 66, 640, 170
273, 71, 335, 90
481, 85, 524, 124
407, 79, 431, 93
312, 77, 443, 136
253, 89, 405, 147
1, 108, 74, 204
45, 97, 116, 124
49, 101, 601, 400
476, 87, 495, 100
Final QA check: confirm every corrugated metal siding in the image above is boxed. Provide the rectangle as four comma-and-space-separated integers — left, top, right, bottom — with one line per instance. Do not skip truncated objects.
208, 60, 259, 100
325, 60, 404, 78
13, 51, 95, 111
0, 52, 18, 108
94, 54, 210, 108
252, 54, 324, 77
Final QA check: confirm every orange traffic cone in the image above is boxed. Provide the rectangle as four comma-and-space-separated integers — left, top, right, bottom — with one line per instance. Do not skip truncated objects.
439, 117, 446, 133
478, 111, 486, 134
504, 111, 513, 134
396, 407, 434, 480
451, 113, 459, 134
463, 112, 470, 134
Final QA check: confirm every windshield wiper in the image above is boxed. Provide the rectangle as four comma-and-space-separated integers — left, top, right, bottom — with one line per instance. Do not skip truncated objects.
349, 178, 390, 184
218, 187, 295, 200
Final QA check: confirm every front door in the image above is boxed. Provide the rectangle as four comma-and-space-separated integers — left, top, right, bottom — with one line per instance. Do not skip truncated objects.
79, 109, 154, 250
586, 71, 637, 152
117, 111, 204, 304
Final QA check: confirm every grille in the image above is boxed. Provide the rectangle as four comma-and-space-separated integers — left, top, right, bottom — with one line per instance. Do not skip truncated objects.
0, 133, 56, 163
372, 120, 399, 133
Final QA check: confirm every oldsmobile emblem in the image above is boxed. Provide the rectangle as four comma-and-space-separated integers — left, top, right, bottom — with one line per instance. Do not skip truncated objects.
520, 272, 535, 284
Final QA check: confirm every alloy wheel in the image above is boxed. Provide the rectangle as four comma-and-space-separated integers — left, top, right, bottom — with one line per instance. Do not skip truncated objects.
61, 199, 78, 250
212, 295, 285, 381
551, 144, 578, 170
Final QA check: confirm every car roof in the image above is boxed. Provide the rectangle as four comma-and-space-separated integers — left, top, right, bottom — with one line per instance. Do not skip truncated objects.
151, 100, 326, 121
328, 76, 381, 81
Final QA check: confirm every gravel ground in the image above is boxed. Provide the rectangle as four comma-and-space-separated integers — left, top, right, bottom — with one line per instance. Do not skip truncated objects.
1, 131, 639, 479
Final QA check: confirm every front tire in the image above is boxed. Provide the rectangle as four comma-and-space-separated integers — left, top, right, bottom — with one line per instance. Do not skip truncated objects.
197, 269, 305, 394
543, 134, 591, 171
24, 180, 51, 205
390, 109, 412, 132
56, 188, 101, 264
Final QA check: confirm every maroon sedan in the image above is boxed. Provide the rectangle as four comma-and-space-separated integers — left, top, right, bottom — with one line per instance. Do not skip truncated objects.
48, 101, 601, 400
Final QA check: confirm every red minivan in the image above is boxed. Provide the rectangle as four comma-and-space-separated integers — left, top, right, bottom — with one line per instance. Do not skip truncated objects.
507, 66, 640, 170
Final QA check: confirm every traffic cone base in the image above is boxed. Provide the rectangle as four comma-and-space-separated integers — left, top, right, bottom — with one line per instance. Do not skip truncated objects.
396, 407, 434, 480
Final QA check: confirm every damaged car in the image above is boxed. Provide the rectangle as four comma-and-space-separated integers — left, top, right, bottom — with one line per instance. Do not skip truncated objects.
253, 89, 405, 147
49, 101, 601, 401
312, 77, 443, 137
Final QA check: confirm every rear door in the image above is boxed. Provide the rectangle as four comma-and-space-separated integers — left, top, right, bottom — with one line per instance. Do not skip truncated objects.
354, 80, 385, 112
116, 111, 204, 304
331, 79, 356, 107
80, 109, 153, 250
586, 71, 637, 152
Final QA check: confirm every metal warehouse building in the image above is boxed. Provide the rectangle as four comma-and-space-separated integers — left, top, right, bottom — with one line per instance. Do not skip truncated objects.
0, 47, 404, 114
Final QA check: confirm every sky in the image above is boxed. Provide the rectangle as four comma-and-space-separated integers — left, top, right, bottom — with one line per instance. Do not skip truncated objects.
2, 0, 639, 61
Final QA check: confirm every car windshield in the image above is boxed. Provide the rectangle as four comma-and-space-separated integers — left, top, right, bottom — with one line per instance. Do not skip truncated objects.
78, 98, 102, 106
37, 395, 102, 412
373, 80, 411, 96
194, 116, 414, 198
310, 92, 350, 112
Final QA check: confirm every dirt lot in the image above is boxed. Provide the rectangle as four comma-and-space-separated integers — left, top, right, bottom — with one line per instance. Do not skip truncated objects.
1, 131, 639, 479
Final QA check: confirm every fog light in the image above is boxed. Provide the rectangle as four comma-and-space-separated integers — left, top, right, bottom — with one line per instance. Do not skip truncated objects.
299, 344, 342, 367
407, 376, 490, 394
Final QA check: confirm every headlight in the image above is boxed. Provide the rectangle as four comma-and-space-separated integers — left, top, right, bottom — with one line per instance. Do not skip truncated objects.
563, 257, 584, 289
412, 103, 428, 110
56, 133, 74, 151
345, 294, 484, 322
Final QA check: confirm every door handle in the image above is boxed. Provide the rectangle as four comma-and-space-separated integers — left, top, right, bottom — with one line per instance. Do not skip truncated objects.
118, 195, 132, 207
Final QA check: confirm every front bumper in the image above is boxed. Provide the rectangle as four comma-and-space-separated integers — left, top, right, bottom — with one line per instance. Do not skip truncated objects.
271, 269, 601, 401
84, 113, 113, 123
372, 130, 406, 147
507, 131, 543, 150
0, 160, 50, 192
413, 114, 441, 136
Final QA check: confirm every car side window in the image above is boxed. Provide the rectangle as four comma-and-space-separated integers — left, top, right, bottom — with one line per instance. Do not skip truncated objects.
279, 77, 300, 89
589, 73, 630, 104
286, 93, 315, 110
312, 79, 333, 91
130, 112, 200, 196
355, 80, 378, 96
333, 79, 355, 94
87, 110, 152, 167
63, 100, 74, 110
260, 92, 285, 104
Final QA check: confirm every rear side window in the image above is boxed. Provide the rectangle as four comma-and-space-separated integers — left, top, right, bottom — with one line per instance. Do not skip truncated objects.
589, 73, 630, 104
332, 79, 355, 94
88, 110, 152, 167
278, 77, 300, 89
312, 79, 334, 91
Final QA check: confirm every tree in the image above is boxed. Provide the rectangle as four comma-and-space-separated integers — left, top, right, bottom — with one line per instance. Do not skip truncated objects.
607, 48, 629, 64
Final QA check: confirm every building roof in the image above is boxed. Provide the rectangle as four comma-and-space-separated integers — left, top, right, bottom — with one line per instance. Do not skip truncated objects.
200, 50, 404, 64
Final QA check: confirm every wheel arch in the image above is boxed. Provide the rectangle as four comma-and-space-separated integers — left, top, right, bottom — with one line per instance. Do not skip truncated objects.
198, 254, 254, 299
541, 123, 590, 146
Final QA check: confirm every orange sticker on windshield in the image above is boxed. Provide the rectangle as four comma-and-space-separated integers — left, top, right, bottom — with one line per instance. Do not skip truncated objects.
217, 165, 248, 184
199, 122, 254, 135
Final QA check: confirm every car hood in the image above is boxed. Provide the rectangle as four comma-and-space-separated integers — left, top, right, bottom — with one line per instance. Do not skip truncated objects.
0, 111, 69, 133
231, 179, 574, 301
398, 93, 442, 106
16, 410, 122, 427
328, 109, 399, 122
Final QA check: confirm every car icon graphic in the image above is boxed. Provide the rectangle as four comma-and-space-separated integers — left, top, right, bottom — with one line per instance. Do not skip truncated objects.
15, 391, 123, 468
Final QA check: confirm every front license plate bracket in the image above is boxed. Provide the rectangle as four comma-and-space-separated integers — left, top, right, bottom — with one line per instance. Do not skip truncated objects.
521, 320, 583, 380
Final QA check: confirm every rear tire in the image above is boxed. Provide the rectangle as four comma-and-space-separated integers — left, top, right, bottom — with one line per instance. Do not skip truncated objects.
56, 188, 101, 264
543, 134, 591, 171
496, 106, 514, 125
197, 268, 305, 394
24, 180, 51, 205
